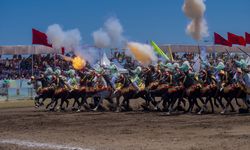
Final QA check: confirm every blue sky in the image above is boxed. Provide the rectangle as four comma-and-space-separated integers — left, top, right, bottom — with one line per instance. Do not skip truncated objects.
0, 0, 249, 46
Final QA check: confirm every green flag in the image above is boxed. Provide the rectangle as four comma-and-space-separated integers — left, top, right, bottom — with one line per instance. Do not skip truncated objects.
150, 41, 169, 61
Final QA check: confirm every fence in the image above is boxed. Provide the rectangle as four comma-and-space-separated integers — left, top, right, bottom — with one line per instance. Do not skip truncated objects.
0, 80, 34, 101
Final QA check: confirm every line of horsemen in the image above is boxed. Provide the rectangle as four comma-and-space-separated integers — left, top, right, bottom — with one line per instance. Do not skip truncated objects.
29, 56, 250, 114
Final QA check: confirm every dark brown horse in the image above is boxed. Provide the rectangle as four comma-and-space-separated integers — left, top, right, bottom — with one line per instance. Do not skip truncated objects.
28, 76, 54, 107
117, 73, 155, 111
219, 83, 247, 114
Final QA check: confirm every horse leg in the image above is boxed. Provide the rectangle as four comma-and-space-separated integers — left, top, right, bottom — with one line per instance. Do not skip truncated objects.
187, 98, 194, 113
72, 98, 77, 109
145, 94, 157, 110
217, 97, 225, 110
209, 97, 215, 113
198, 97, 210, 115
59, 98, 65, 111
235, 98, 241, 108
193, 98, 201, 112
93, 97, 104, 111
213, 97, 220, 108
81, 96, 90, 111
127, 99, 131, 111
229, 98, 236, 112
167, 98, 177, 115
178, 97, 186, 112
115, 96, 121, 112
34, 95, 41, 107
162, 96, 168, 111
65, 99, 69, 109
40, 96, 48, 107
107, 97, 115, 111
51, 98, 58, 111
221, 97, 233, 114
243, 96, 250, 110
74, 97, 82, 111
46, 97, 55, 110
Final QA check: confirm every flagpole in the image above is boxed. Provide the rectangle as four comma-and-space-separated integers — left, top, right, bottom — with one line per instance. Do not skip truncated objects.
32, 46, 34, 76
238, 47, 250, 57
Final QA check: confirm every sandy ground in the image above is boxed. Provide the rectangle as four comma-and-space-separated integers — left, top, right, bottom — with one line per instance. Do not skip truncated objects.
0, 100, 250, 150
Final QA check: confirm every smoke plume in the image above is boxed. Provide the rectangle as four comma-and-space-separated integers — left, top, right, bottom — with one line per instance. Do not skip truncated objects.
75, 46, 99, 65
46, 24, 101, 66
46, 24, 82, 51
182, 0, 209, 41
126, 42, 157, 66
92, 17, 126, 48
92, 29, 111, 48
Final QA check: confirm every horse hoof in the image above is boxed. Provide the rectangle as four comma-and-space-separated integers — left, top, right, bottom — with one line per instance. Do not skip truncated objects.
197, 111, 202, 115
220, 111, 225, 114
71, 108, 77, 111
92, 108, 98, 112
166, 112, 171, 116
76, 109, 81, 112
49, 109, 55, 112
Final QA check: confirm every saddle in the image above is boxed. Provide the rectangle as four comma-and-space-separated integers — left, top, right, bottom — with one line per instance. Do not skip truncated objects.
115, 83, 123, 90
148, 82, 159, 89
157, 84, 170, 90
186, 84, 202, 95
223, 84, 238, 93
94, 86, 111, 92
201, 84, 216, 92
54, 88, 67, 95
168, 86, 183, 94
138, 82, 145, 91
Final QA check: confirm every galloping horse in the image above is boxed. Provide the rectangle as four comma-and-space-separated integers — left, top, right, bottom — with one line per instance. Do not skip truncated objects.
28, 76, 54, 107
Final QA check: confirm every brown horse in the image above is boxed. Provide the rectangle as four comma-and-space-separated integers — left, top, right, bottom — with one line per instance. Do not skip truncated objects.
46, 87, 70, 111
28, 77, 54, 107
198, 83, 218, 114
219, 83, 247, 114
116, 74, 155, 111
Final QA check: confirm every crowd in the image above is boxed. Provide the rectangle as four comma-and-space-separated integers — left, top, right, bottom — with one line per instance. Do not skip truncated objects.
0, 51, 247, 80
0, 54, 71, 80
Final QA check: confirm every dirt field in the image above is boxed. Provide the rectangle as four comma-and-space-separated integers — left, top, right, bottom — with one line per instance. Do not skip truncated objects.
0, 100, 250, 150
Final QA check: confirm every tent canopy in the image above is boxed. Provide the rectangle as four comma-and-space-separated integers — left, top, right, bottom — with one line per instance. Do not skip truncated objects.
1, 44, 250, 55
160, 45, 250, 53
0, 45, 60, 55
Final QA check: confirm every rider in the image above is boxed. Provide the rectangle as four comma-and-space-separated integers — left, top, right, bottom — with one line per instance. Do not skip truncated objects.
131, 65, 143, 91
93, 73, 108, 91
233, 68, 245, 85
44, 67, 55, 85
65, 68, 79, 91
214, 61, 228, 91
54, 67, 67, 89
105, 62, 119, 92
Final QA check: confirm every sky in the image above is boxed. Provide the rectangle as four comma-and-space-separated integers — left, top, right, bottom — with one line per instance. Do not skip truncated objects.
0, 0, 250, 46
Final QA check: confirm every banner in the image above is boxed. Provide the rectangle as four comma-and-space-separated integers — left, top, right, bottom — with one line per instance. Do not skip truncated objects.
150, 41, 170, 61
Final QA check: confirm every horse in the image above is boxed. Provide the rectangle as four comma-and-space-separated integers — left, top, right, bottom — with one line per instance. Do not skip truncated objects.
28, 76, 55, 107
183, 73, 204, 113
117, 72, 156, 111
219, 83, 248, 114
198, 70, 219, 114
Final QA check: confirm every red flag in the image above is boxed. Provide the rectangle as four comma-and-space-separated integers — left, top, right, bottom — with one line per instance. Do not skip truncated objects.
214, 32, 232, 47
246, 32, 250, 44
61, 47, 65, 55
32, 28, 52, 47
228, 32, 246, 46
